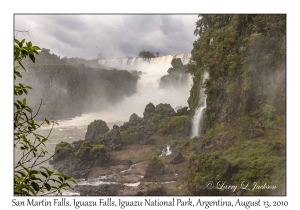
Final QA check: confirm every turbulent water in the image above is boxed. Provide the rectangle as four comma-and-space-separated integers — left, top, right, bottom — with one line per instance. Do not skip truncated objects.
190, 71, 209, 138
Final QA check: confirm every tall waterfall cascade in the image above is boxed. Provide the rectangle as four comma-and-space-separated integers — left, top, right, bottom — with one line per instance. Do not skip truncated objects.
190, 71, 209, 138
98, 54, 193, 117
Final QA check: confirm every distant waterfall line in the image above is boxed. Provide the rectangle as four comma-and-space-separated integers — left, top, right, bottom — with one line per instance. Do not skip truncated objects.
98, 53, 191, 69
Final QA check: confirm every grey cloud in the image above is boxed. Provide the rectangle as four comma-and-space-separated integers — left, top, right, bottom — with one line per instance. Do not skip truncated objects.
15, 14, 198, 59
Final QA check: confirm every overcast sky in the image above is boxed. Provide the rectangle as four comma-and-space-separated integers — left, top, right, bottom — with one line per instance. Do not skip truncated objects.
14, 15, 199, 60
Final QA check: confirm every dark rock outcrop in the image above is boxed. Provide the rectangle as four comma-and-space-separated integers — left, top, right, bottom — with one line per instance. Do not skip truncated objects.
160, 58, 189, 89
144, 157, 166, 179
74, 184, 124, 196
143, 102, 156, 118
53, 142, 72, 162
177, 106, 190, 116
170, 153, 186, 164
138, 186, 169, 196
129, 113, 142, 124
85, 120, 109, 142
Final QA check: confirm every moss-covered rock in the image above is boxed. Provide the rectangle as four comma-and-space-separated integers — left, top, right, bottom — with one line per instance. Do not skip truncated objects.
90, 144, 106, 165
129, 113, 142, 124
53, 141, 72, 162
85, 120, 109, 142
157, 115, 190, 136
143, 102, 156, 118
167, 58, 187, 74
155, 103, 176, 117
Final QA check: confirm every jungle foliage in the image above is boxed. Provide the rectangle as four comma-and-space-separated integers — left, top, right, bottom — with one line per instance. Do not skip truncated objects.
187, 14, 286, 195
14, 38, 76, 196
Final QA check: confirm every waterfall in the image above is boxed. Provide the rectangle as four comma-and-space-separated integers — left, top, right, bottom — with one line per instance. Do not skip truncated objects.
99, 53, 191, 70
190, 71, 209, 138
98, 54, 193, 117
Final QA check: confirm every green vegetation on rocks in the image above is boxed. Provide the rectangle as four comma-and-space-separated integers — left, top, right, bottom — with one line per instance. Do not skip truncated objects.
55, 141, 72, 152
85, 120, 109, 142
186, 14, 286, 195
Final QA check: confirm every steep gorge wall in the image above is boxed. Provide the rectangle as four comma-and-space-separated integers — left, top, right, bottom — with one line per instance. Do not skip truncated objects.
187, 14, 286, 195
19, 64, 139, 120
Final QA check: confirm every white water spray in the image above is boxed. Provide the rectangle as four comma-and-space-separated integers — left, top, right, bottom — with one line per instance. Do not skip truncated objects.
190, 71, 209, 138
100, 54, 192, 117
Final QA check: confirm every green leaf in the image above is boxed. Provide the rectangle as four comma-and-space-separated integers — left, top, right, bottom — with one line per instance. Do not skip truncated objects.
45, 183, 51, 191
29, 170, 38, 176
14, 70, 22, 78
58, 177, 63, 183
32, 46, 41, 50
29, 54, 35, 63
27, 41, 32, 48
14, 38, 20, 44
40, 171, 48, 178
23, 184, 36, 195
14, 103, 20, 109
23, 98, 26, 105
31, 181, 40, 191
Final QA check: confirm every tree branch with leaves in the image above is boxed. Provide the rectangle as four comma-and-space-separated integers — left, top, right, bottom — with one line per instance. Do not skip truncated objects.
14, 38, 76, 196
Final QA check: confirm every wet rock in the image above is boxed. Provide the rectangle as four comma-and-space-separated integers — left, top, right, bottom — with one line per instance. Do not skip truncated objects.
170, 153, 186, 164
75, 184, 123, 196
78, 147, 90, 161
85, 120, 109, 142
52, 156, 92, 179
53, 142, 72, 162
113, 145, 122, 150
144, 157, 166, 179
177, 106, 190, 115
142, 186, 168, 196
155, 103, 176, 117
93, 155, 109, 167
143, 102, 155, 118
110, 159, 132, 166
129, 113, 141, 124
171, 58, 184, 69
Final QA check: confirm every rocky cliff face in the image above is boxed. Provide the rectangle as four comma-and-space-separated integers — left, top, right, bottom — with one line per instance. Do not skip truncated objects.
18, 64, 139, 120
186, 15, 286, 195
160, 58, 190, 89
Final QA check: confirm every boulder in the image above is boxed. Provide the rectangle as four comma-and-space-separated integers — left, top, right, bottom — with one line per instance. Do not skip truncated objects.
144, 157, 165, 179
53, 141, 72, 162
170, 153, 186, 164
167, 58, 187, 74
143, 102, 155, 118
141, 186, 168, 196
85, 120, 109, 142
78, 147, 91, 161
171, 58, 184, 69
155, 103, 176, 117
74, 184, 123, 196
129, 113, 141, 124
